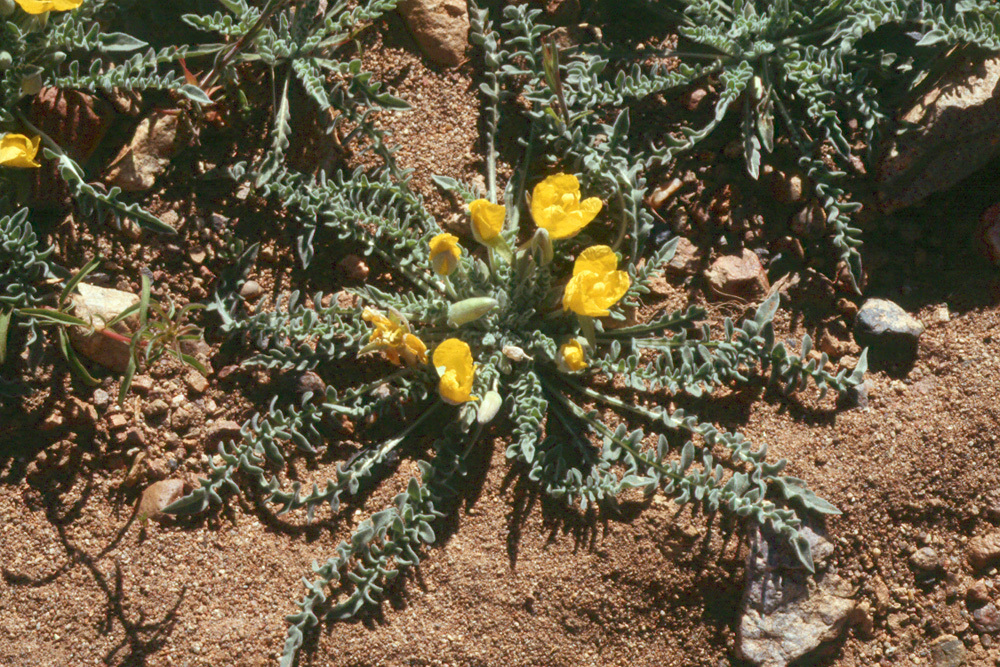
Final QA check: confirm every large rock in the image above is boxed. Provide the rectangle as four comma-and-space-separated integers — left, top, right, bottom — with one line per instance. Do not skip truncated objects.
879, 55, 1000, 213
737, 525, 860, 667
69, 283, 140, 373
397, 0, 469, 68
854, 298, 924, 357
704, 249, 769, 301
930, 634, 966, 667
137, 479, 186, 522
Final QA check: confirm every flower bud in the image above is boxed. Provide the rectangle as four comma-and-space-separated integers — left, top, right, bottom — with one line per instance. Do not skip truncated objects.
0, 0, 15, 18
0, 52, 12, 70
477, 390, 502, 424
447, 297, 497, 327
530, 227, 553, 266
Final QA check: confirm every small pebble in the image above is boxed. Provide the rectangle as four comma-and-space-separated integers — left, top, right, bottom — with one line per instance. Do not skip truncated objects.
239, 280, 264, 301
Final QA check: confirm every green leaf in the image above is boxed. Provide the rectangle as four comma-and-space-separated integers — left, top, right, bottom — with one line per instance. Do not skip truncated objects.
179, 84, 214, 105
60, 257, 101, 306
772, 476, 841, 515
98, 32, 148, 52
57, 328, 100, 386
19, 308, 90, 327
0, 310, 10, 364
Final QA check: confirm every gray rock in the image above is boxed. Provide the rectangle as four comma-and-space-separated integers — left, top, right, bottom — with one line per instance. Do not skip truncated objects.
704, 249, 769, 301
910, 546, 943, 574
854, 298, 924, 355
973, 603, 1000, 633
239, 280, 264, 301
736, 525, 859, 667
930, 634, 966, 667
92, 388, 110, 408
879, 56, 1000, 213
967, 532, 1000, 570
397, 0, 469, 67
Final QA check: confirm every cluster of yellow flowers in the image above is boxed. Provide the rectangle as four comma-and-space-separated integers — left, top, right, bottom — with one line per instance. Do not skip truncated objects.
364, 173, 631, 405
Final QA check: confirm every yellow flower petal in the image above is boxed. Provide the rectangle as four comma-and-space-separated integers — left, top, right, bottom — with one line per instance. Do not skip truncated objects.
562, 246, 631, 317
429, 233, 461, 276
360, 308, 426, 367
433, 338, 477, 404
0, 134, 41, 168
573, 245, 618, 277
469, 199, 505, 244
559, 340, 587, 372
14, 0, 83, 14
530, 173, 602, 240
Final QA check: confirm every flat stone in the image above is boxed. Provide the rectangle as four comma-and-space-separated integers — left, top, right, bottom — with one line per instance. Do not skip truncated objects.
736, 525, 859, 667
130, 375, 154, 393
206, 419, 242, 445
666, 237, 702, 276
704, 249, 769, 301
106, 111, 181, 192
930, 634, 966, 667
967, 532, 1000, 570
854, 298, 924, 356
108, 414, 128, 430
137, 479, 185, 522
397, 0, 469, 67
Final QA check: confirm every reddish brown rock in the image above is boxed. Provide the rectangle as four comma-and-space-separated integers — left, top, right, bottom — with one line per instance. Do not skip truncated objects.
397, 0, 469, 67
137, 479, 186, 522
704, 249, 769, 301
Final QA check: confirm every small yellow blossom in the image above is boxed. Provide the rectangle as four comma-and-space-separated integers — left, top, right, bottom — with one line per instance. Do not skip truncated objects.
433, 338, 477, 405
562, 245, 631, 317
0, 134, 41, 168
14, 0, 83, 14
429, 233, 461, 276
530, 173, 602, 240
360, 308, 427, 367
469, 199, 505, 244
558, 339, 588, 372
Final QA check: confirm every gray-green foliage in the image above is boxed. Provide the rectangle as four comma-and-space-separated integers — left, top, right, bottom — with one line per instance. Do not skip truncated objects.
162, 9, 870, 667
0, 208, 60, 363
182, 0, 410, 209
608, 0, 1000, 288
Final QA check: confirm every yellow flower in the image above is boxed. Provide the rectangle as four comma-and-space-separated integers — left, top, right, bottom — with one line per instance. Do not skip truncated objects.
562, 245, 631, 317
558, 339, 588, 372
530, 173, 602, 240
469, 199, 505, 244
14, 0, 83, 14
0, 134, 41, 168
360, 308, 427, 367
433, 338, 477, 405
429, 233, 461, 276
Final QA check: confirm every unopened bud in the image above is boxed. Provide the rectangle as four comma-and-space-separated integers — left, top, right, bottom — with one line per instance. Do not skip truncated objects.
0, 0, 15, 18
477, 390, 503, 424
0, 52, 11, 70
530, 227, 553, 266
447, 297, 497, 327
